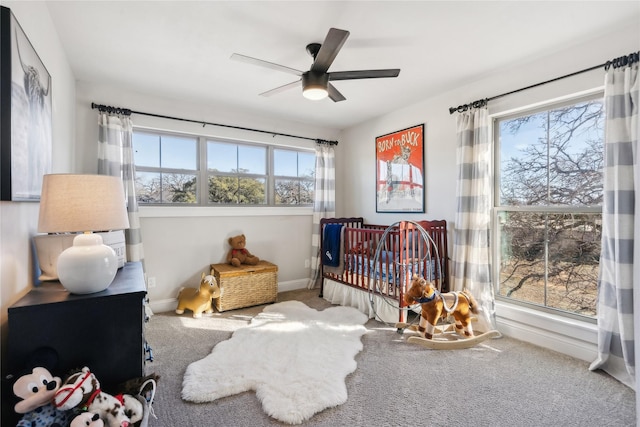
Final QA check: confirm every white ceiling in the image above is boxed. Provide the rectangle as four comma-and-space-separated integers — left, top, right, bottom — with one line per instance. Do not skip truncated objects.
45, 1, 640, 130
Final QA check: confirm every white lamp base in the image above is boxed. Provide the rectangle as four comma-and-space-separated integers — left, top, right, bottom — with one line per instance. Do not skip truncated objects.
57, 233, 118, 294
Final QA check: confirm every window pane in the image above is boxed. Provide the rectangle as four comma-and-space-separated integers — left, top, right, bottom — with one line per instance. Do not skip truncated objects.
499, 100, 603, 207
163, 173, 197, 203
208, 176, 265, 204
135, 171, 161, 203
497, 211, 600, 316
208, 141, 237, 172
496, 96, 603, 319
298, 152, 315, 178
238, 177, 266, 204
274, 150, 297, 176
274, 150, 315, 178
238, 145, 266, 174
275, 178, 314, 205
136, 171, 196, 203
208, 175, 238, 203
133, 132, 160, 168
161, 135, 197, 170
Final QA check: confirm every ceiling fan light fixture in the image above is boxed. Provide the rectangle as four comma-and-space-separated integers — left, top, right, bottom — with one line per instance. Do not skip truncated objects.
303, 87, 328, 100
302, 72, 329, 100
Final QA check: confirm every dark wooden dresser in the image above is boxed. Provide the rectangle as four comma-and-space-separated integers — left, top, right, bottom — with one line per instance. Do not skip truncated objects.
6, 261, 147, 391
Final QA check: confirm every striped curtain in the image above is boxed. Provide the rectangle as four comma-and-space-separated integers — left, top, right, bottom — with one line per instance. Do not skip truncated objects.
451, 107, 496, 331
589, 61, 638, 390
97, 111, 145, 265
308, 143, 336, 289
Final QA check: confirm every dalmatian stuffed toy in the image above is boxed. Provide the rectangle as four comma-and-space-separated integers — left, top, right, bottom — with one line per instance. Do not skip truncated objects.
54, 367, 143, 427
71, 412, 105, 427
13, 366, 75, 427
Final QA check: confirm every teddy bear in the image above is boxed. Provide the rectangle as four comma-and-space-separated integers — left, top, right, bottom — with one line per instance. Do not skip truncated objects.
54, 366, 143, 427
226, 234, 260, 267
13, 366, 76, 427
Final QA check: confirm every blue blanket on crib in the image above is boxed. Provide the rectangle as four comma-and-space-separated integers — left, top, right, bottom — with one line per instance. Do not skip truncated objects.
322, 224, 343, 267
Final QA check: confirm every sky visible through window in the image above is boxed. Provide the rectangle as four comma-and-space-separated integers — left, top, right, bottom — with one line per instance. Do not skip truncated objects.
499, 102, 603, 181
134, 132, 314, 177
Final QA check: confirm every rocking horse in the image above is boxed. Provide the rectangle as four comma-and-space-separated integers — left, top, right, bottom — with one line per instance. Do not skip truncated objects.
176, 272, 221, 318
397, 275, 501, 349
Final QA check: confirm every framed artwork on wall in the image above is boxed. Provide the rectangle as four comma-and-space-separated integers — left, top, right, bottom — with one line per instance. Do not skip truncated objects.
375, 124, 425, 213
0, 6, 52, 201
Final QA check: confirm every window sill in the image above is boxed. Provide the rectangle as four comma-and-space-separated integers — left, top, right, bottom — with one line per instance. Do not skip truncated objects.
495, 300, 597, 362
138, 205, 313, 218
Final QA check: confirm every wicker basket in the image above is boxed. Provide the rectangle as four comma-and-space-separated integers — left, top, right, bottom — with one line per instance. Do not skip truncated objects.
210, 261, 278, 312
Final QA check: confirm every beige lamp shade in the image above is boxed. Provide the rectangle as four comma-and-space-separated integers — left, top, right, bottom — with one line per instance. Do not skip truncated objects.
38, 174, 130, 233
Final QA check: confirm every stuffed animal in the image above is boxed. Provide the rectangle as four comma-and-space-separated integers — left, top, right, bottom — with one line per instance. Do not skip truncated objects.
176, 272, 221, 318
71, 412, 105, 427
54, 366, 142, 427
404, 275, 479, 339
13, 366, 75, 427
226, 234, 259, 267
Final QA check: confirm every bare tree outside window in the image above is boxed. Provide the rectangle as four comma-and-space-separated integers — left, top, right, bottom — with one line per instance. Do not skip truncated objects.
496, 97, 603, 317
135, 172, 197, 204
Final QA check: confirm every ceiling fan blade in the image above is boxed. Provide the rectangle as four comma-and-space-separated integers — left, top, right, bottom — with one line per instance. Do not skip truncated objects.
310, 28, 350, 74
329, 69, 401, 81
327, 83, 346, 102
231, 53, 302, 76
259, 79, 301, 97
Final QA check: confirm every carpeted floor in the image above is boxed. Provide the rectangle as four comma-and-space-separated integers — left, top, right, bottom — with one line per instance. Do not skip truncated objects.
144, 289, 636, 426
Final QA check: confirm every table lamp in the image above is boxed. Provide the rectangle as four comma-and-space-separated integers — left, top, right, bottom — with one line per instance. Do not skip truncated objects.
37, 174, 130, 294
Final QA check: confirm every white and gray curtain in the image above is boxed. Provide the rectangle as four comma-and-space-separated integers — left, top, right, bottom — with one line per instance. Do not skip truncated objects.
589, 59, 638, 391
97, 111, 145, 265
308, 143, 336, 289
451, 107, 496, 331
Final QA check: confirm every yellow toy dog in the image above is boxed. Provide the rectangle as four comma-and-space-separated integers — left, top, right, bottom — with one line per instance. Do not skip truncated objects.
176, 272, 221, 318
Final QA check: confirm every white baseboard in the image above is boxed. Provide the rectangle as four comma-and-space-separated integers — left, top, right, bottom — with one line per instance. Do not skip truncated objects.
495, 301, 598, 362
149, 279, 308, 314
277, 278, 308, 292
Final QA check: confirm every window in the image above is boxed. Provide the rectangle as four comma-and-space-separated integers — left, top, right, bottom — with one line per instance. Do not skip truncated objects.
493, 93, 604, 318
133, 130, 315, 206
273, 148, 315, 205
133, 131, 198, 203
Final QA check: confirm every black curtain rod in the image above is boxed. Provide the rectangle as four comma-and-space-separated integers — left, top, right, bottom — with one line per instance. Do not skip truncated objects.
448, 51, 640, 115
90, 102, 339, 145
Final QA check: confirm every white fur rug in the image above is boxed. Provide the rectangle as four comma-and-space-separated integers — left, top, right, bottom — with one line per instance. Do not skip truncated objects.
181, 300, 368, 424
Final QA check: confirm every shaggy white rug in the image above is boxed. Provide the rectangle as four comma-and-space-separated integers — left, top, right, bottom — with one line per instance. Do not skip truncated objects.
181, 300, 368, 424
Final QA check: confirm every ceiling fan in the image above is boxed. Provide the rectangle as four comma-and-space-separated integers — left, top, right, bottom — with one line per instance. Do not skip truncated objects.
231, 28, 400, 102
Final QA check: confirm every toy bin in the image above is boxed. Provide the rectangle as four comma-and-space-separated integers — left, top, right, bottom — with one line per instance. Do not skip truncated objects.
210, 261, 278, 312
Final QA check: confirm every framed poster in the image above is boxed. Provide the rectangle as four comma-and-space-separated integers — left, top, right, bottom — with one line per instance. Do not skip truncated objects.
375, 124, 424, 213
0, 6, 52, 201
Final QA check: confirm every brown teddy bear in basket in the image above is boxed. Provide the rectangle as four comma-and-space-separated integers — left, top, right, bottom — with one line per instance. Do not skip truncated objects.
226, 234, 260, 267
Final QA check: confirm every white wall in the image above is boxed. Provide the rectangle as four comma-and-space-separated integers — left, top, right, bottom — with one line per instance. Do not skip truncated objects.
0, 2, 75, 325
338, 22, 639, 361
75, 82, 340, 312
0, 0, 76, 399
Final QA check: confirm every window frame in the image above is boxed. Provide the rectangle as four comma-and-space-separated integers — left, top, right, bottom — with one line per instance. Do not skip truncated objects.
490, 88, 604, 322
132, 127, 315, 208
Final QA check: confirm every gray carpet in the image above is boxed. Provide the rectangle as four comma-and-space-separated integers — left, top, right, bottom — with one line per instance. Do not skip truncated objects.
144, 289, 636, 426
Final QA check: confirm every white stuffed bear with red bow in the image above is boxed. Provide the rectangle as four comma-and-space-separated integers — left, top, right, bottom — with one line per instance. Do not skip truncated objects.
54, 366, 142, 427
